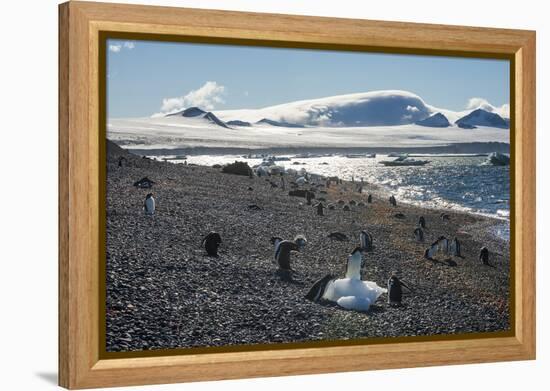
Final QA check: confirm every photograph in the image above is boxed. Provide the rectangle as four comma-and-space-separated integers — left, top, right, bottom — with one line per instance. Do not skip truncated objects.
105, 39, 511, 353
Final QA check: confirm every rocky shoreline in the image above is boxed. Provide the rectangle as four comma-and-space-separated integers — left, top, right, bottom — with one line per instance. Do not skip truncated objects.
106, 140, 510, 353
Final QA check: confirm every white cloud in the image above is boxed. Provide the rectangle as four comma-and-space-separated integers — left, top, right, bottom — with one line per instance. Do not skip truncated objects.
109, 41, 136, 54
466, 97, 510, 118
155, 81, 226, 116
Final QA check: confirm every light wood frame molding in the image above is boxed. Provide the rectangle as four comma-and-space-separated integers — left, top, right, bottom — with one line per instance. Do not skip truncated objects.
59, 1, 536, 389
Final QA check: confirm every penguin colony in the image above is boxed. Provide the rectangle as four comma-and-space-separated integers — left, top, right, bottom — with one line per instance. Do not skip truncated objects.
133, 163, 495, 315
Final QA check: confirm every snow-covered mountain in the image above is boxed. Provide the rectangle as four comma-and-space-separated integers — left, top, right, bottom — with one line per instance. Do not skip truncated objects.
157, 90, 509, 130
107, 90, 510, 150
415, 113, 450, 128
454, 108, 509, 129
216, 90, 434, 127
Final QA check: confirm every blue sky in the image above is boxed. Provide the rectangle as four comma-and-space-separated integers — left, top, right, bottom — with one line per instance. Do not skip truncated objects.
107, 39, 510, 118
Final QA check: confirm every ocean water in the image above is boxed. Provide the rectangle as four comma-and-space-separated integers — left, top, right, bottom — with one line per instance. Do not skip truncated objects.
154, 153, 510, 239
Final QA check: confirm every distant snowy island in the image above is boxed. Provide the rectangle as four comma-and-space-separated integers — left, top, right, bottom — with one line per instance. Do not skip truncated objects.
108, 90, 510, 152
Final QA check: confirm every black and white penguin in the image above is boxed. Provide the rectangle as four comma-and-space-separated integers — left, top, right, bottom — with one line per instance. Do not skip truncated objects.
389, 195, 397, 206
306, 191, 315, 205
144, 193, 155, 215
418, 216, 426, 228
360, 230, 373, 251
315, 202, 326, 216
343, 205, 351, 212
387, 275, 412, 306
357, 201, 366, 207
367, 194, 373, 203
414, 227, 424, 242
337, 199, 345, 205
349, 200, 357, 206
479, 247, 490, 265
345, 247, 363, 279
305, 274, 335, 302
450, 237, 462, 257
274, 239, 301, 271
201, 232, 222, 256
437, 236, 449, 254
424, 240, 439, 260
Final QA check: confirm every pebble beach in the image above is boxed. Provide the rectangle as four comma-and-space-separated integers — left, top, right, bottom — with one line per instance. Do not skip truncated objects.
105, 140, 510, 353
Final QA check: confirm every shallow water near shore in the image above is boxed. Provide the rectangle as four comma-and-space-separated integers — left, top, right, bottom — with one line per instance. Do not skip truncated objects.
153, 153, 510, 240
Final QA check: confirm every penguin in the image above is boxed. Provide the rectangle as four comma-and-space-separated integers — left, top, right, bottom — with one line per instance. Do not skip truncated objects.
343, 205, 351, 212
479, 247, 490, 265
118, 156, 127, 168
201, 232, 222, 256
315, 202, 326, 216
345, 247, 363, 279
389, 195, 397, 206
247, 186, 253, 191
349, 200, 357, 206
450, 237, 462, 257
305, 274, 335, 302
360, 230, 373, 251
144, 193, 155, 215
437, 236, 449, 254
440, 213, 450, 221
418, 216, 426, 228
357, 201, 366, 207
306, 191, 315, 205
414, 227, 424, 242
274, 240, 301, 271
337, 199, 345, 205
328, 232, 348, 241
394, 212, 406, 219
387, 275, 412, 306
424, 241, 439, 260
367, 194, 373, 203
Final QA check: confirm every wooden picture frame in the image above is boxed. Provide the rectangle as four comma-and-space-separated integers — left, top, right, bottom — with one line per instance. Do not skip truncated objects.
59, 1, 536, 389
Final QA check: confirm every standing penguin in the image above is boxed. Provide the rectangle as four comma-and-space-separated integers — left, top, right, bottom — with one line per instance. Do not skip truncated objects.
450, 237, 462, 257
387, 275, 412, 306
424, 240, 439, 260
367, 194, 373, 203
479, 247, 490, 265
306, 190, 314, 205
389, 195, 397, 206
437, 236, 449, 255
418, 216, 426, 228
360, 230, 373, 251
274, 239, 301, 271
414, 227, 424, 242
345, 247, 364, 279
201, 232, 222, 256
144, 193, 155, 215
315, 202, 326, 216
